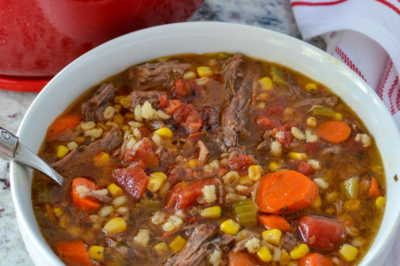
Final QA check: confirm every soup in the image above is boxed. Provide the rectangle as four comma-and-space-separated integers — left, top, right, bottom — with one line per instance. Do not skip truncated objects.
32, 53, 386, 266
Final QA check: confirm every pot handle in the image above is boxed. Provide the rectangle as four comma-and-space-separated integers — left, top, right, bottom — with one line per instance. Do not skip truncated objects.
0, 76, 52, 92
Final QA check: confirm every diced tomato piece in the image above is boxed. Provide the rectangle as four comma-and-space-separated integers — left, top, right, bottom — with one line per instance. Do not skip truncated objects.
159, 94, 168, 108
305, 142, 321, 153
348, 138, 364, 152
138, 126, 151, 138
298, 253, 333, 266
125, 138, 159, 167
165, 179, 219, 209
164, 99, 202, 133
228, 251, 258, 266
229, 154, 254, 171
297, 215, 346, 251
266, 103, 285, 116
113, 167, 148, 199
173, 79, 202, 98
255, 116, 281, 129
296, 162, 313, 175
276, 131, 292, 148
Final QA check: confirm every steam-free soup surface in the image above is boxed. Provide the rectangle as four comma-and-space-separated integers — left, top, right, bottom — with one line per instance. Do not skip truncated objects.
32, 53, 385, 266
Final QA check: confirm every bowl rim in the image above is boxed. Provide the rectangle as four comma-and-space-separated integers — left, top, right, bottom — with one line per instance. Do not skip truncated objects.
10, 21, 400, 266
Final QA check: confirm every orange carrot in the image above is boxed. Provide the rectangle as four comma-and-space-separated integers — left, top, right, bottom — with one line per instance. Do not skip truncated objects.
46, 114, 81, 139
56, 241, 92, 266
317, 121, 351, 143
259, 215, 292, 232
228, 251, 258, 266
298, 253, 333, 266
70, 178, 101, 211
256, 170, 319, 214
369, 177, 382, 197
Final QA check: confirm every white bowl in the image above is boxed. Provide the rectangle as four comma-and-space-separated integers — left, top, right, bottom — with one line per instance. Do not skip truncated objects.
11, 22, 400, 266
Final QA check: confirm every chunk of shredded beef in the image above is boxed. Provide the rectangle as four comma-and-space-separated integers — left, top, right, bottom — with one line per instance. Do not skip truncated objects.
282, 232, 300, 251
195, 105, 221, 132
81, 83, 115, 121
222, 61, 260, 148
52, 127, 122, 172
221, 53, 244, 96
130, 91, 166, 110
165, 224, 218, 266
128, 61, 191, 90
295, 97, 338, 108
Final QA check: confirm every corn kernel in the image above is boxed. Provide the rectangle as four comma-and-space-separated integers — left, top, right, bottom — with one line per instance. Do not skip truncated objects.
305, 83, 318, 93
248, 165, 263, 181
375, 196, 386, 209
259, 77, 273, 90
256, 246, 272, 262
339, 244, 358, 262
183, 71, 197, 79
312, 196, 322, 208
187, 159, 199, 167
93, 151, 110, 166
334, 112, 343, 121
197, 66, 213, 77
288, 262, 298, 266
290, 243, 309, 260
279, 251, 291, 265
200, 206, 221, 219
56, 145, 69, 158
103, 217, 126, 233
169, 235, 187, 252
258, 92, 269, 100
120, 97, 131, 108
154, 127, 173, 139
344, 199, 361, 211
124, 112, 135, 119
326, 208, 335, 214
147, 175, 165, 192
89, 246, 104, 261
239, 176, 253, 186
108, 184, 123, 198
155, 242, 169, 254
288, 152, 307, 161
53, 207, 63, 217
113, 113, 125, 125
150, 172, 167, 181
75, 136, 86, 145
306, 117, 317, 128
262, 229, 282, 246
269, 162, 280, 171
220, 219, 241, 236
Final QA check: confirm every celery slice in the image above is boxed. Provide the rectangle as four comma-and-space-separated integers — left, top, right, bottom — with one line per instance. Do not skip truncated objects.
313, 107, 334, 117
271, 65, 288, 86
233, 199, 257, 226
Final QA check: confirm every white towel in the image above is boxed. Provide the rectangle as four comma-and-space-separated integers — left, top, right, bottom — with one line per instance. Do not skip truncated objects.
291, 0, 400, 129
291, 0, 400, 265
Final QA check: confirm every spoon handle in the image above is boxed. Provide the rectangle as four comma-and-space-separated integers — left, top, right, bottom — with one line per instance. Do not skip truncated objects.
0, 127, 64, 185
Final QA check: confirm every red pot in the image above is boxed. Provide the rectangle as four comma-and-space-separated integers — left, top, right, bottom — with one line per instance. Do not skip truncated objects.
0, 0, 204, 92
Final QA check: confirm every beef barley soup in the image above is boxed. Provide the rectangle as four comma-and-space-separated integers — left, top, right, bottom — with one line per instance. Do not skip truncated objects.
32, 53, 386, 266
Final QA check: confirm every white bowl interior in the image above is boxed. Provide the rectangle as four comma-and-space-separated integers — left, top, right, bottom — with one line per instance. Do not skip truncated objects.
11, 22, 400, 265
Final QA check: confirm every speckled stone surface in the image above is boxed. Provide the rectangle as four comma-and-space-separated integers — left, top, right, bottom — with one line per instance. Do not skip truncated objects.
0, 1, 311, 265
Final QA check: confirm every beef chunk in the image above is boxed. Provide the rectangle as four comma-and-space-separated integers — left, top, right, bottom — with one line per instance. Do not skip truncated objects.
221, 53, 244, 96
52, 127, 122, 172
130, 91, 166, 110
196, 105, 221, 132
222, 61, 260, 148
81, 83, 115, 122
295, 97, 338, 108
165, 224, 218, 266
128, 61, 191, 90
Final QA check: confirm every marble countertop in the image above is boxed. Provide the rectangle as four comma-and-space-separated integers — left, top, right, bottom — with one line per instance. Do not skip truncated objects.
0, 0, 318, 264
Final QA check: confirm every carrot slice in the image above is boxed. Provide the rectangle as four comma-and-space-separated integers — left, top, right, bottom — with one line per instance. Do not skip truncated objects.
256, 170, 319, 213
369, 177, 382, 197
298, 253, 333, 266
317, 121, 351, 143
259, 215, 292, 232
70, 178, 101, 211
228, 251, 258, 266
56, 241, 92, 266
46, 114, 81, 139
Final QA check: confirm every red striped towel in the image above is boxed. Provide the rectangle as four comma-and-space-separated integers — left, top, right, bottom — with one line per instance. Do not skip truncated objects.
291, 0, 400, 131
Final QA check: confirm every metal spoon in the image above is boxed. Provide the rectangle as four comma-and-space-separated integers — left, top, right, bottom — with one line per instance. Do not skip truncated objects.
0, 127, 63, 185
